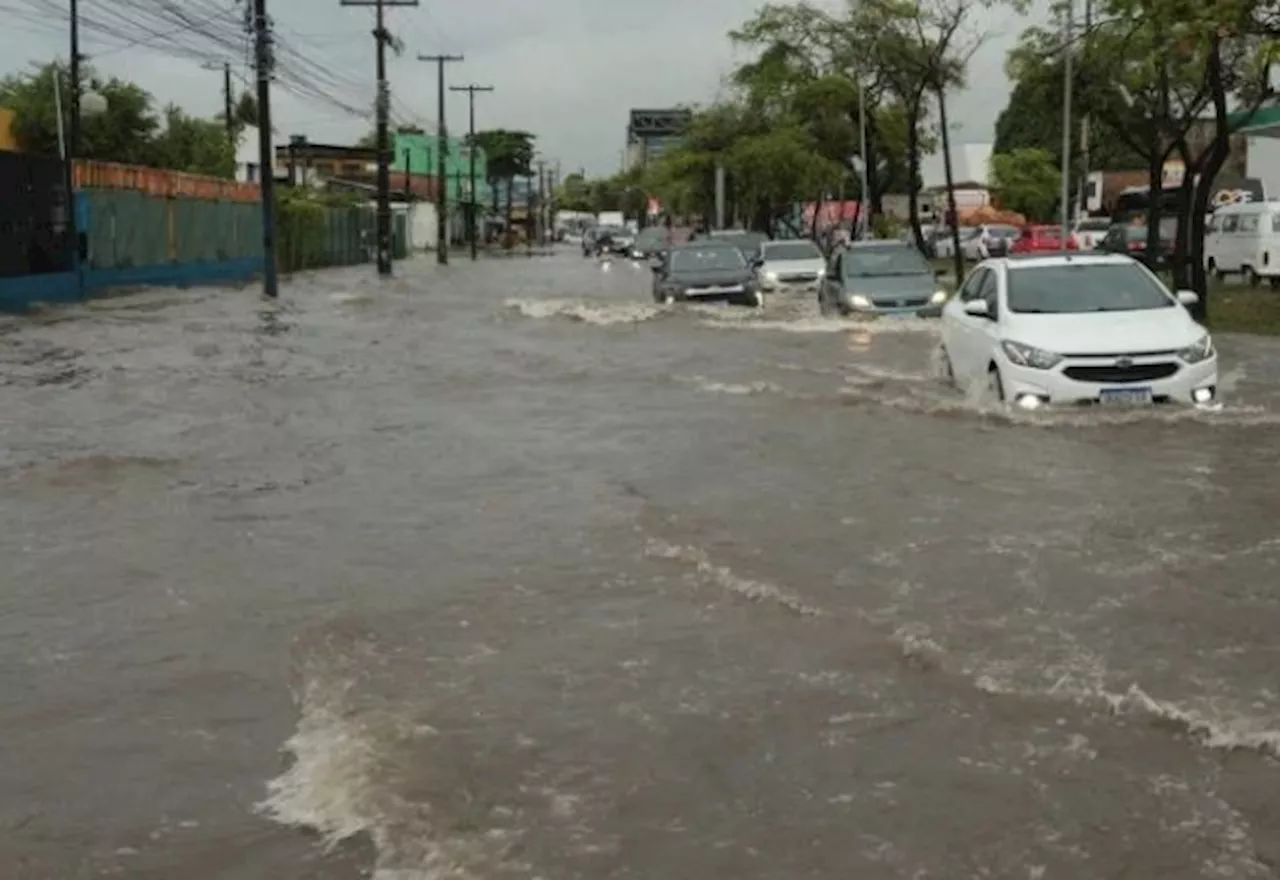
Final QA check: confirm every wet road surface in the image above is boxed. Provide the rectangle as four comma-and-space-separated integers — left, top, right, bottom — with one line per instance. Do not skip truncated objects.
3, 252, 1280, 879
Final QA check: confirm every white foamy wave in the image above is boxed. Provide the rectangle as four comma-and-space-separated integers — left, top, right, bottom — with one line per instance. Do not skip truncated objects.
679, 376, 785, 396
644, 538, 822, 616
699, 313, 942, 335
975, 677, 1280, 760
504, 298, 666, 325
840, 384, 1280, 428
258, 655, 499, 878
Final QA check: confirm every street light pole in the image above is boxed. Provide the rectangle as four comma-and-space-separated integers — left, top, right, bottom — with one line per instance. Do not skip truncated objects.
420, 53, 464, 264
1060, 0, 1074, 250
450, 83, 493, 261
857, 77, 869, 238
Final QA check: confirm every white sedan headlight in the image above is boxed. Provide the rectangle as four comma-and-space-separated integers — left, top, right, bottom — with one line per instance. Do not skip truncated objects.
850, 294, 872, 308
1000, 339, 1063, 370
764, 271, 779, 283
1177, 334, 1214, 364
929, 289, 948, 304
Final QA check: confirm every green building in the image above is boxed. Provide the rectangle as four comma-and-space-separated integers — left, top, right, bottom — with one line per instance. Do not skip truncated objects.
390, 128, 491, 207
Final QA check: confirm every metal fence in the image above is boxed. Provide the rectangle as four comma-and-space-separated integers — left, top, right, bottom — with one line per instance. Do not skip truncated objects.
0, 150, 74, 278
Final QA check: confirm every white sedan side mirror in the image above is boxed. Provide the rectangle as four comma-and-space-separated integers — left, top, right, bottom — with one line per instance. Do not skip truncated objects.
962, 299, 990, 317
1175, 289, 1199, 306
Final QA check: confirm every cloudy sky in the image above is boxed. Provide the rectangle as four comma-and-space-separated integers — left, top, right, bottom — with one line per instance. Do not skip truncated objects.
1, 0, 1039, 178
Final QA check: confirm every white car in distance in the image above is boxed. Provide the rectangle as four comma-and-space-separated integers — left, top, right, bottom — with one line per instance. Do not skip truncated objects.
938, 255, 1217, 409
754, 239, 827, 292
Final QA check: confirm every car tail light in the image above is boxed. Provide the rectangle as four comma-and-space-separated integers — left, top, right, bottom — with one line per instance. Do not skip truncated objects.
1127, 241, 1145, 251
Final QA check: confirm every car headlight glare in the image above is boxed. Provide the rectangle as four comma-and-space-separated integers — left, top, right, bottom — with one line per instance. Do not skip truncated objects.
764, 271, 779, 283
850, 294, 872, 308
1177, 334, 1214, 364
929, 289, 948, 304
1000, 339, 1063, 370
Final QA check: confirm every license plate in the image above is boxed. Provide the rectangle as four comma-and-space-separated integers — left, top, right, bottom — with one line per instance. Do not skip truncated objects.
1100, 387, 1153, 405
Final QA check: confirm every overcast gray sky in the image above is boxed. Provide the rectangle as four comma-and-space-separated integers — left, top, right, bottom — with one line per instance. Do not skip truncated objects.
1, 0, 1034, 177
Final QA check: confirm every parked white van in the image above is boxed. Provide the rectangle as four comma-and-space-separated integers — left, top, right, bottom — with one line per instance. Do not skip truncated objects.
1204, 201, 1280, 288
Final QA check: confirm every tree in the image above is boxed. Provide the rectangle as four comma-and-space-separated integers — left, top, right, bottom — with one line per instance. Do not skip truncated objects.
555, 172, 592, 212
233, 92, 258, 131
994, 57, 1145, 171
150, 104, 235, 178
0, 62, 159, 165
470, 129, 535, 223
989, 147, 1060, 219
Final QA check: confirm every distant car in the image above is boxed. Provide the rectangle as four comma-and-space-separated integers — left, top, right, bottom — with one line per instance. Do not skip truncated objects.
755, 239, 826, 292
938, 254, 1217, 409
935, 226, 979, 259
1096, 221, 1175, 271
1073, 216, 1112, 250
709, 229, 770, 261
1011, 225, 1078, 254
818, 241, 947, 316
969, 224, 1020, 259
651, 242, 762, 307
629, 227, 667, 260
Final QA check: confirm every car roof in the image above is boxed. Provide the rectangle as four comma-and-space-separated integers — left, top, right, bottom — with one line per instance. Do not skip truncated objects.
983, 253, 1140, 270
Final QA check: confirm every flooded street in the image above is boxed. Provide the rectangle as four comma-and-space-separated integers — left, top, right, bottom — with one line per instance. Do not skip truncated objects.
3, 250, 1280, 879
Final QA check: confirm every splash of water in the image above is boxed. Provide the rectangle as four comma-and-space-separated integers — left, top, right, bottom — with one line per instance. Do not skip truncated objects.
503, 298, 666, 325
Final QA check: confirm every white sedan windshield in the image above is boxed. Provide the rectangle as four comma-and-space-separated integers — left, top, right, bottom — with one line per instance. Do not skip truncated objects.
1008, 263, 1175, 314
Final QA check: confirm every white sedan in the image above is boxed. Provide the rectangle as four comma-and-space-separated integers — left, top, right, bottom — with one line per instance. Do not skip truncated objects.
938, 255, 1218, 408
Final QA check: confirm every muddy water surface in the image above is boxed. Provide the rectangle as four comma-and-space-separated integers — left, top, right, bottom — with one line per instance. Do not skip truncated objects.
2, 253, 1279, 879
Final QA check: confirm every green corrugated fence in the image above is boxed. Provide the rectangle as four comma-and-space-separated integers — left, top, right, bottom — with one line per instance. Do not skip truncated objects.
83, 188, 261, 270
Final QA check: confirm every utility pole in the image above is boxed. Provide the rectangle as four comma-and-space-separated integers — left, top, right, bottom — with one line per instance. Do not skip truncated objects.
1059, 0, 1074, 248
1077, 0, 1092, 219
535, 159, 546, 246
403, 148, 411, 201
204, 61, 234, 144
345, 0, 418, 277
449, 83, 492, 261
420, 53, 464, 264
936, 86, 964, 284
251, 0, 278, 297
67, 0, 81, 276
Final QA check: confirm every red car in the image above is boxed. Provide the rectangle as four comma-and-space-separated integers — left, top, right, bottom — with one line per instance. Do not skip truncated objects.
1011, 224, 1078, 253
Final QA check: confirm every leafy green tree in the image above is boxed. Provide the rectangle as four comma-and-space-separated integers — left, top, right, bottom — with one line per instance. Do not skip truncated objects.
150, 104, 234, 178
994, 57, 1145, 171
989, 147, 1060, 220
233, 92, 258, 131
0, 62, 158, 164
555, 171, 592, 212
470, 129, 535, 222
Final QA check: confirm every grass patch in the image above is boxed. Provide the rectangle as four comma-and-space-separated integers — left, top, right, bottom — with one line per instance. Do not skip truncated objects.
1205, 286, 1280, 335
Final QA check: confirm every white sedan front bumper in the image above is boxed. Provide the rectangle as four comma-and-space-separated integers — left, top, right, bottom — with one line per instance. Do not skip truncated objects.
1000, 353, 1219, 407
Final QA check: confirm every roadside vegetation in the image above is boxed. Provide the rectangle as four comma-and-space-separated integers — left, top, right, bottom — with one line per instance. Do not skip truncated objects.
560, 0, 1280, 328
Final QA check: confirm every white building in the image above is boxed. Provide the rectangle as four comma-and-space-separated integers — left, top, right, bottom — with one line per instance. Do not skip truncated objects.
921, 142, 993, 190
234, 125, 276, 183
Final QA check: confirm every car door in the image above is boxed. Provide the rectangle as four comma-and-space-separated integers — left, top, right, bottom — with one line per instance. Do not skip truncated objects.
941, 267, 989, 383
972, 268, 1004, 370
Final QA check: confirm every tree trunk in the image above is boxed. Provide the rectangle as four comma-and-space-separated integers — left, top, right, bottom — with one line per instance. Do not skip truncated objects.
1144, 137, 1164, 270
905, 100, 924, 252
865, 115, 884, 215
811, 191, 824, 241
1189, 40, 1232, 322
1170, 141, 1196, 291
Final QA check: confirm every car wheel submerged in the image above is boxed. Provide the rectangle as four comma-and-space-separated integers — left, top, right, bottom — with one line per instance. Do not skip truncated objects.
987, 364, 1005, 403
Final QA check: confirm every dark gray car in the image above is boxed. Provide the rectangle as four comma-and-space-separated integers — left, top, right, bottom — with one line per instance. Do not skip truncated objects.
652, 243, 762, 307
818, 241, 946, 316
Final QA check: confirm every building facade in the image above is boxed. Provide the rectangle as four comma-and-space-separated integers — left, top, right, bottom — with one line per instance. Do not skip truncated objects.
389, 129, 489, 207
626, 109, 691, 170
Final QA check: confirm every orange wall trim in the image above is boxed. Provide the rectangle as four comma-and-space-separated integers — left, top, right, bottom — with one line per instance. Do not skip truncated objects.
73, 159, 260, 203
